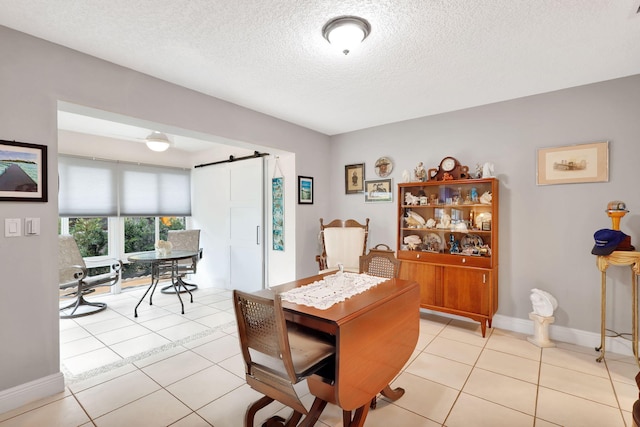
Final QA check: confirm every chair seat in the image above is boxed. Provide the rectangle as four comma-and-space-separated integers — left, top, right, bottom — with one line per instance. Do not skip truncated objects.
250, 326, 334, 379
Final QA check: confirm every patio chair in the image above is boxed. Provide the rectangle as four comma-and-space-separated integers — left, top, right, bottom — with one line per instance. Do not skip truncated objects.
160, 229, 202, 293
233, 289, 335, 427
316, 218, 369, 273
58, 235, 122, 319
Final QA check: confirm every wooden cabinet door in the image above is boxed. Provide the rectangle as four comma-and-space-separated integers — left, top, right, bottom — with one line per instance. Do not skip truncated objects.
442, 267, 490, 316
399, 261, 442, 306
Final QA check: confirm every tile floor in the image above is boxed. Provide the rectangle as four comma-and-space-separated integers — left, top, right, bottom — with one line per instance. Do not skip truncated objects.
0, 284, 638, 427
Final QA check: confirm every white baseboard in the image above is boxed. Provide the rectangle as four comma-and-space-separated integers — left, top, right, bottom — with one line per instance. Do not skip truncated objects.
0, 372, 64, 415
423, 309, 635, 357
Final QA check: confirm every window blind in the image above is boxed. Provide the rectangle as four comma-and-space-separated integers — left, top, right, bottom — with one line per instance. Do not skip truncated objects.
58, 155, 191, 217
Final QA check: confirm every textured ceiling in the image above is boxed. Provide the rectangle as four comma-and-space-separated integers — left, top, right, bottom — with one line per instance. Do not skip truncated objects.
1, 1, 640, 135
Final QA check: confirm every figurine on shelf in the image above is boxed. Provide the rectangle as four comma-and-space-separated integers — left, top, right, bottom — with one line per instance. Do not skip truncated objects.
426, 218, 436, 228
480, 191, 492, 204
405, 192, 420, 205
415, 162, 427, 182
475, 163, 483, 179
482, 162, 495, 178
437, 213, 451, 229
402, 169, 411, 183
449, 234, 460, 254
442, 172, 454, 181
470, 187, 478, 202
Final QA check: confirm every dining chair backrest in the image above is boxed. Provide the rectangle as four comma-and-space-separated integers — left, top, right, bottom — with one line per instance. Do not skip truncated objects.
359, 243, 401, 279
233, 289, 335, 418
167, 229, 201, 271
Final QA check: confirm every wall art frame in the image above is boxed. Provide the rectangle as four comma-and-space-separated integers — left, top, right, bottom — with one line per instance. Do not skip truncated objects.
537, 141, 609, 185
0, 139, 48, 202
345, 163, 365, 194
298, 176, 313, 204
364, 178, 393, 203
272, 176, 284, 251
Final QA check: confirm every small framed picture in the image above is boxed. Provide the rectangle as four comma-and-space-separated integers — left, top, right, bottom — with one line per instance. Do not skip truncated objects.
0, 139, 48, 202
364, 178, 392, 203
482, 221, 491, 231
298, 176, 313, 204
345, 163, 365, 194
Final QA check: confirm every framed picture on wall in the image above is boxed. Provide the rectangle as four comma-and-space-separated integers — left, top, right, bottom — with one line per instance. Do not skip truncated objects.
536, 141, 609, 185
345, 163, 365, 194
0, 139, 48, 202
364, 178, 392, 203
298, 176, 313, 204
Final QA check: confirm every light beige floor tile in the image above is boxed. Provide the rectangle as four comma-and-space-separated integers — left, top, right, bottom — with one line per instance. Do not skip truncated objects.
191, 335, 241, 363
127, 305, 174, 322
623, 410, 633, 427
485, 331, 541, 361
607, 358, 638, 385
539, 363, 618, 407
387, 372, 459, 423
80, 314, 136, 334
195, 311, 236, 329
139, 313, 191, 331
142, 350, 213, 387
62, 347, 123, 376
181, 304, 222, 320
169, 412, 213, 426
109, 332, 172, 358
463, 368, 537, 415
74, 370, 160, 418
405, 352, 472, 390
218, 353, 246, 379
425, 336, 483, 365
59, 325, 91, 343
197, 383, 264, 427
475, 348, 540, 384
414, 331, 437, 353
72, 307, 123, 327
157, 321, 212, 342
536, 386, 626, 427
210, 299, 233, 311
445, 392, 534, 427
533, 419, 561, 427
554, 340, 603, 356
166, 365, 245, 410
541, 346, 609, 378
439, 318, 490, 347
58, 318, 79, 331
60, 335, 106, 359
612, 380, 637, 413
320, 397, 440, 427
419, 312, 451, 335
0, 389, 72, 423
94, 323, 153, 346
93, 389, 191, 427
0, 395, 89, 427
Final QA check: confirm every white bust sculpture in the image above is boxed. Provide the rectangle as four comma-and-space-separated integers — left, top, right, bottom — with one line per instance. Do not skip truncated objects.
530, 288, 558, 317
482, 162, 495, 178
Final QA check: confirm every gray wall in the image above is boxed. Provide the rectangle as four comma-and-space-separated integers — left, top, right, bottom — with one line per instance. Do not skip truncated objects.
0, 26, 330, 394
329, 74, 640, 334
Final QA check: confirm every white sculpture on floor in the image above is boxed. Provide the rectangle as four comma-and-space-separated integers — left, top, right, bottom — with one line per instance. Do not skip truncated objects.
527, 288, 558, 348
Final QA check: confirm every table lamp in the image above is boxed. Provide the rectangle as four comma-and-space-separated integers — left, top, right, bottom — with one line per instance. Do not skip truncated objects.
606, 200, 628, 230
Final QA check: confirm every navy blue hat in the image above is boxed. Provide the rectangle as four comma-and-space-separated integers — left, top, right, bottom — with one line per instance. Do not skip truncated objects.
591, 229, 628, 255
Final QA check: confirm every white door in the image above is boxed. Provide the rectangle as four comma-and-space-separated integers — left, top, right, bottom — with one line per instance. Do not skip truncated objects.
229, 158, 264, 292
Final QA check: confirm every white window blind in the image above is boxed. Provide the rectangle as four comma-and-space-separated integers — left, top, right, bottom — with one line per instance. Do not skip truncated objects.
58, 155, 191, 217
58, 156, 118, 217
119, 163, 191, 216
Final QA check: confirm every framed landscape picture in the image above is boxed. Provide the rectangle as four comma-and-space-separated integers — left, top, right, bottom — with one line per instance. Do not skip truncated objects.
298, 176, 313, 204
0, 140, 48, 202
537, 141, 608, 185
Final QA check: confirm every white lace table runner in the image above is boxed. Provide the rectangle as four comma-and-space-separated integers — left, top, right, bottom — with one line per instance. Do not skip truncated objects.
280, 273, 387, 310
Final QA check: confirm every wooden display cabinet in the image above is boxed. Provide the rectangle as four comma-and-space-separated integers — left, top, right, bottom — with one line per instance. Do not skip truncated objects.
397, 178, 499, 336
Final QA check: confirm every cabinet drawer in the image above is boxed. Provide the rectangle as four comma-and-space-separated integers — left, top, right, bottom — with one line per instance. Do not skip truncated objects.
398, 250, 491, 268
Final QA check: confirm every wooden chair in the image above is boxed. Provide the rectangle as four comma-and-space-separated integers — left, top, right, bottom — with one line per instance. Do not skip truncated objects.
316, 218, 369, 273
58, 235, 122, 319
359, 243, 402, 409
359, 243, 401, 279
233, 290, 335, 427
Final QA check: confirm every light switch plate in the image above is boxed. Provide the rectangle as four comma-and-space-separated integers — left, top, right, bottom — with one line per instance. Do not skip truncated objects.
5, 218, 22, 237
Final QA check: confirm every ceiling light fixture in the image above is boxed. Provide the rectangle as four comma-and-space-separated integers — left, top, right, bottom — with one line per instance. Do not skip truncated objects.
322, 16, 371, 55
145, 131, 171, 152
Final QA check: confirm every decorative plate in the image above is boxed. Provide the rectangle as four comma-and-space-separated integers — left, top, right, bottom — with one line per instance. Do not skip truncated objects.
374, 157, 393, 177
461, 234, 483, 248
423, 232, 442, 253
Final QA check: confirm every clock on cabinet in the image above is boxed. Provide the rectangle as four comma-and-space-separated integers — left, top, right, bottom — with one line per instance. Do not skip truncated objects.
428, 156, 470, 181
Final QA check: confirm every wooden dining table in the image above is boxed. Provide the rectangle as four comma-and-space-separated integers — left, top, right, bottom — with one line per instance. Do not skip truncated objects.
258, 273, 420, 427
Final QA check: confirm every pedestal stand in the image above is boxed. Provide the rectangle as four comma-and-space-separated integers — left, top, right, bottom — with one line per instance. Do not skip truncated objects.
527, 312, 556, 348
